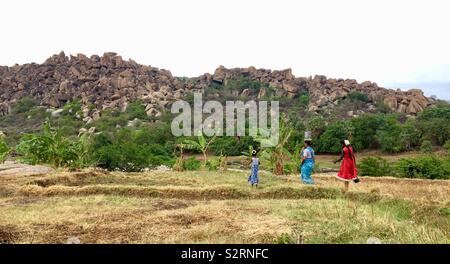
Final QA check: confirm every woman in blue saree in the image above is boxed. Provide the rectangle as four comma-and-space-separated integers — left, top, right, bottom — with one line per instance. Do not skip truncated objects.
300, 140, 315, 184
248, 150, 260, 187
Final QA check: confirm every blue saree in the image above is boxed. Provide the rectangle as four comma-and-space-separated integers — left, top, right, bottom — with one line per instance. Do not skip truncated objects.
248, 157, 259, 185
300, 146, 315, 184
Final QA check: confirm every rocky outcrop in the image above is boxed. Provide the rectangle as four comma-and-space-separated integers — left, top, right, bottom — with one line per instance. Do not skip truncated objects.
0, 51, 202, 118
306, 76, 432, 114
0, 52, 435, 119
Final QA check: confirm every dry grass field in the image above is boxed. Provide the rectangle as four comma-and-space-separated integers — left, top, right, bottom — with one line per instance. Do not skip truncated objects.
0, 168, 449, 244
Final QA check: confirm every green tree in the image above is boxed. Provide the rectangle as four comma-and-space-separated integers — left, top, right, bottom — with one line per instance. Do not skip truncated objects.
351, 114, 383, 150
375, 116, 404, 153
316, 120, 353, 153
418, 118, 450, 146
400, 119, 422, 151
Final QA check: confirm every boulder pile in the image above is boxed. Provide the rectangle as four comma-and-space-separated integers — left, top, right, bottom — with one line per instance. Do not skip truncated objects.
0, 52, 435, 120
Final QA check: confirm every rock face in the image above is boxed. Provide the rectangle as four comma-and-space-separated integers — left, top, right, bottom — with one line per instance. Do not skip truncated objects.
0, 52, 435, 119
305, 76, 433, 114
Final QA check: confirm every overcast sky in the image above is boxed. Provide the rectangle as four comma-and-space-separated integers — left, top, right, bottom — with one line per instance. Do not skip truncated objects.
1, 0, 449, 99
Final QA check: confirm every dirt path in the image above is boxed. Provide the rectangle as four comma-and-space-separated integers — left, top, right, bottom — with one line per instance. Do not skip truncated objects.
0, 162, 54, 177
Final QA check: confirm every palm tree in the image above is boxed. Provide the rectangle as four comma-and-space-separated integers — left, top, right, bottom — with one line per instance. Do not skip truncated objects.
182, 134, 217, 167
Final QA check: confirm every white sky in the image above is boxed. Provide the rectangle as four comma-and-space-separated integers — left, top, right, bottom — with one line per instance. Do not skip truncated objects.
1, 0, 450, 99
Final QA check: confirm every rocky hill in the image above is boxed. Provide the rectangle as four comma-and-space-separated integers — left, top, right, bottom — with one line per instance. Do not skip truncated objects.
0, 52, 435, 122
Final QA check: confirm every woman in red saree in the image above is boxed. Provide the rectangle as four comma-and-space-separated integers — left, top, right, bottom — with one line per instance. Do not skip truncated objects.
334, 140, 359, 192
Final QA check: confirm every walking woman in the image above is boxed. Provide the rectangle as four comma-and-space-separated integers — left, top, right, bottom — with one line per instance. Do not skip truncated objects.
334, 140, 359, 192
248, 150, 260, 187
300, 140, 315, 185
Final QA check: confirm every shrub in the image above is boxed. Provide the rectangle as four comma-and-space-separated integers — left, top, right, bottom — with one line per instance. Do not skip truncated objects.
375, 101, 392, 114
12, 97, 37, 114
16, 121, 89, 169
0, 139, 10, 163
418, 105, 450, 121
210, 136, 256, 156
297, 92, 310, 107
347, 91, 369, 103
90, 127, 174, 172
420, 140, 433, 153
206, 159, 219, 171
358, 157, 392, 176
125, 100, 148, 120
274, 233, 295, 244
183, 157, 201, 171
395, 155, 450, 179
444, 140, 450, 151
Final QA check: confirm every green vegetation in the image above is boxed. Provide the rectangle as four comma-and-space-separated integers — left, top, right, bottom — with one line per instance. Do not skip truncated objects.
183, 156, 202, 171
90, 124, 174, 172
347, 91, 369, 103
396, 155, 450, 179
358, 157, 392, 176
254, 114, 293, 175
16, 120, 90, 169
2, 83, 450, 180
420, 140, 433, 153
0, 138, 10, 163
12, 97, 37, 114
182, 135, 217, 167
444, 140, 450, 151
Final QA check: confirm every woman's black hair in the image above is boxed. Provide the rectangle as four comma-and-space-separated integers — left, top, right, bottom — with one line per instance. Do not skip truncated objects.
304, 140, 312, 146
252, 149, 257, 157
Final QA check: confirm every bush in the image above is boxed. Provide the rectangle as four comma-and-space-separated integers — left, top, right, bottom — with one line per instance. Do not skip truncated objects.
274, 233, 295, 244
16, 121, 89, 169
210, 136, 256, 156
91, 127, 174, 172
375, 101, 392, 114
444, 140, 450, 151
358, 157, 392, 176
418, 105, 450, 121
420, 140, 433, 153
12, 97, 37, 114
297, 92, 310, 107
347, 91, 369, 103
206, 159, 219, 171
396, 155, 450, 179
0, 139, 10, 163
183, 157, 201, 171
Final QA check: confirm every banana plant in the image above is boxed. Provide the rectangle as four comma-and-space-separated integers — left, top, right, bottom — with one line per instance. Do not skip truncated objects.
252, 114, 293, 175
182, 134, 217, 167
241, 145, 255, 169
